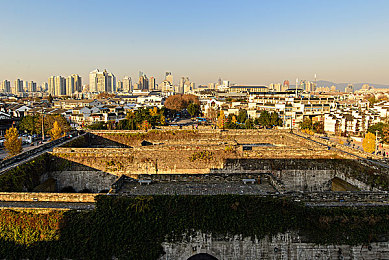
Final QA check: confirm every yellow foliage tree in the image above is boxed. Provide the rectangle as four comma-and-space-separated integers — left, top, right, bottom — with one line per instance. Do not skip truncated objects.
160, 115, 166, 126
217, 110, 225, 129
362, 132, 376, 154
149, 107, 158, 117
140, 120, 151, 131
231, 115, 237, 124
4, 126, 22, 156
50, 121, 63, 140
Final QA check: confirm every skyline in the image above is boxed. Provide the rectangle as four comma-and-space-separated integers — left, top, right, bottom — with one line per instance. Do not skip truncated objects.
1, 0, 389, 85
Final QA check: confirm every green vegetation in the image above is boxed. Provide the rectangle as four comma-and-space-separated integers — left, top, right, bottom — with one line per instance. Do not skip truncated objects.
299, 117, 324, 134
0, 154, 48, 191
189, 150, 214, 162
87, 107, 166, 130
18, 114, 70, 135
0, 195, 387, 259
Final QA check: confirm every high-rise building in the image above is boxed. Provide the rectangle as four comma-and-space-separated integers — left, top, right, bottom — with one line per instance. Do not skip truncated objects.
89, 69, 99, 92
40, 82, 48, 92
72, 74, 82, 93
55, 76, 66, 96
149, 77, 156, 90
138, 74, 149, 91
165, 72, 173, 85
48, 76, 55, 95
14, 79, 24, 93
1, 80, 11, 93
27, 81, 37, 92
122, 76, 132, 92
66, 76, 75, 96
91, 69, 115, 93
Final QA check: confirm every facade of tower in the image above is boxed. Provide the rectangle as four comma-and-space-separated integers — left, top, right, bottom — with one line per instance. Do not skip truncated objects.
123, 76, 132, 92
54, 76, 66, 96
48, 76, 55, 95
1, 80, 11, 93
89, 69, 99, 92
27, 81, 37, 92
149, 77, 156, 90
14, 79, 24, 93
165, 72, 173, 85
138, 74, 149, 91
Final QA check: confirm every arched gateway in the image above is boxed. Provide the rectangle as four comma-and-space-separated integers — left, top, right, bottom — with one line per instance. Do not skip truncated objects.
187, 253, 219, 260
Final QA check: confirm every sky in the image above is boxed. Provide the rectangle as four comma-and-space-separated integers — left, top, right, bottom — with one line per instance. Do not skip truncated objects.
0, 0, 389, 86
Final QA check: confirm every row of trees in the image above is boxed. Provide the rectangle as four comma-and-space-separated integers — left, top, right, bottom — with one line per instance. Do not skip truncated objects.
88, 107, 166, 131
3, 121, 64, 157
18, 114, 70, 136
299, 118, 325, 134
217, 110, 283, 129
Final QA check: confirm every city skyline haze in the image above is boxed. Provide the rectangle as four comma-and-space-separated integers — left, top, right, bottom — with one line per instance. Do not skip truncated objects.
0, 0, 388, 85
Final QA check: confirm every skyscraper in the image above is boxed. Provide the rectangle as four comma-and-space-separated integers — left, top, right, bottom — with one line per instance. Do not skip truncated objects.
55, 76, 66, 96
66, 76, 75, 96
149, 77, 156, 90
138, 74, 149, 91
90, 69, 115, 93
1, 80, 11, 93
27, 81, 37, 92
165, 72, 173, 85
123, 76, 132, 92
14, 79, 24, 93
89, 69, 99, 92
48, 76, 55, 95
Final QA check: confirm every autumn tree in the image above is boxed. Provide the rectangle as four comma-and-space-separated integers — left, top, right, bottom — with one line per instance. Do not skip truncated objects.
362, 132, 376, 154
4, 126, 22, 156
164, 94, 200, 111
217, 110, 225, 129
50, 121, 63, 140
382, 125, 389, 144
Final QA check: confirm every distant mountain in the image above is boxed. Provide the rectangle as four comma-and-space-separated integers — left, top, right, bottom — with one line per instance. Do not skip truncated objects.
316, 80, 389, 91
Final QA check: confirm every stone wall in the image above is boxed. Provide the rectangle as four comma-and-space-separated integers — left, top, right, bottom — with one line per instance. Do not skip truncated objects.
50, 171, 118, 193
160, 231, 389, 260
0, 192, 97, 202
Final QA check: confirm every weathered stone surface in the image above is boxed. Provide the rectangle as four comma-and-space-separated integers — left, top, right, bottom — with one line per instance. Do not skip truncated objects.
160, 232, 389, 260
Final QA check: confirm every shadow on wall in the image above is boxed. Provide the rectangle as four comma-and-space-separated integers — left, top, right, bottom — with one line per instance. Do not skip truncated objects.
211, 158, 388, 192
0, 153, 119, 193
60, 133, 132, 148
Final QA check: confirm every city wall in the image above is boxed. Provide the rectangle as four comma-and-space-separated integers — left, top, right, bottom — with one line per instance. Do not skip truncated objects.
160, 231, 389, 260
0, 192, 97, 203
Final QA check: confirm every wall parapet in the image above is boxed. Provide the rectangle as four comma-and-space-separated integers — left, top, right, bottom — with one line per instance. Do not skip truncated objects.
0, 192, 98, 203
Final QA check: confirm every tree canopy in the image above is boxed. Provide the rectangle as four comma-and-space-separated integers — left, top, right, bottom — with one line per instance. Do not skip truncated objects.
164, 94, 200, 111
4, 126, 22, 157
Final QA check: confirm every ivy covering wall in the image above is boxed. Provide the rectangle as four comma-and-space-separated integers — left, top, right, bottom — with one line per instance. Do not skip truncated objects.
0, 195, 387, 260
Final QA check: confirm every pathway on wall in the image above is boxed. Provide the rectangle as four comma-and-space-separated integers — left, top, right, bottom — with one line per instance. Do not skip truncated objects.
0, 133, 86, 176
292, 131, 389, 169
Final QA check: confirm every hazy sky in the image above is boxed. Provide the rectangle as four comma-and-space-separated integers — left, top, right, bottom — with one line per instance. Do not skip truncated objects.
1, 0, 389, 85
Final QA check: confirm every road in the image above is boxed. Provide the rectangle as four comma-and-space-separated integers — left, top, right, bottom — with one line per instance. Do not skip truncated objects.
0, 141, 49, 160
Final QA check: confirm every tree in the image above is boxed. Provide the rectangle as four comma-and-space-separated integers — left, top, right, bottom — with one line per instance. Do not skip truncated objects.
217, 110, 225, 129
270, 112, 283, 127
50, 121, 63, 140
187, 103, 200, 117
257, 111, 271, 127
18, 115, 37, 134
367, 122, 386, 137
300, 118, 313, 130
237, 109, 248, 123
244, 118, 254, 129
4, 126, 22, 156
362, 132, 376, 153
48, 94, 53, 103
382, 125, 389, 144
313, 121, 324, 134
140, 120, 151, 131
164, 94, 200, 111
